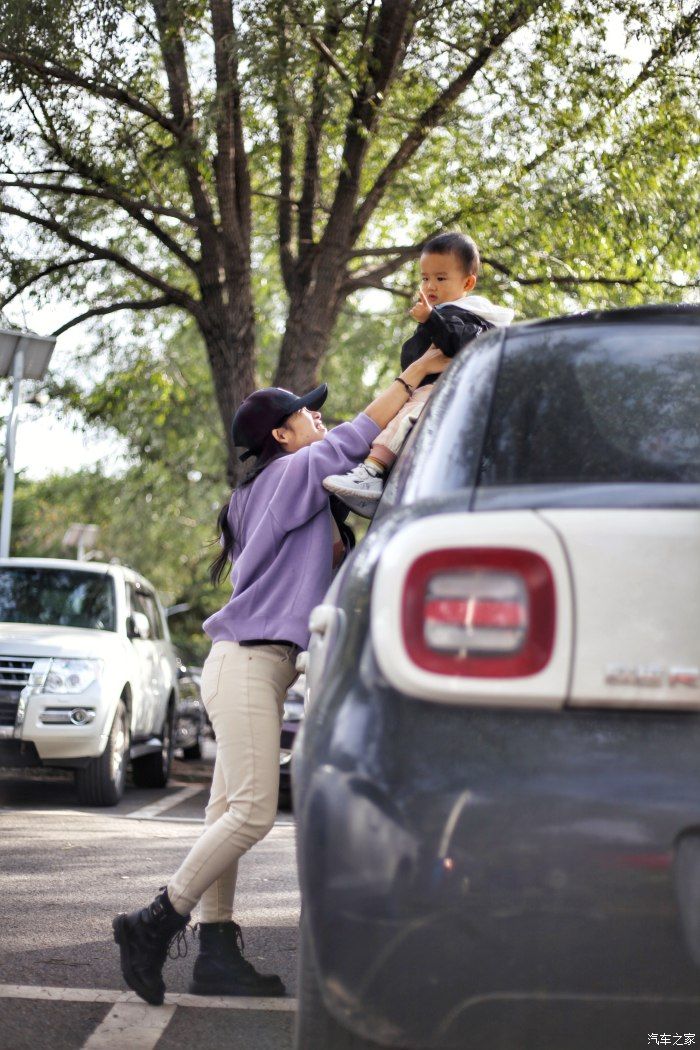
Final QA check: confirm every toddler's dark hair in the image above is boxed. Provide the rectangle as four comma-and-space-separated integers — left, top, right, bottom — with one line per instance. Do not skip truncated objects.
422, 231, 480, 276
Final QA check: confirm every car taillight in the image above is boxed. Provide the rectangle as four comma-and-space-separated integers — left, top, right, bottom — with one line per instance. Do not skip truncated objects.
402, 548, 555, 678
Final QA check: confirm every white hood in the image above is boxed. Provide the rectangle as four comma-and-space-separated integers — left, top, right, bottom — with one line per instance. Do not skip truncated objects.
440, 294, 514, 328
0, 622, 122, 659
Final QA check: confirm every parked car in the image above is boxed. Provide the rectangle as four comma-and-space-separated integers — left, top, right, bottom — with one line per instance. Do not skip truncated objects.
174, 658, 206, 760
0, 557, 179, 805
293, 305, 700, 1049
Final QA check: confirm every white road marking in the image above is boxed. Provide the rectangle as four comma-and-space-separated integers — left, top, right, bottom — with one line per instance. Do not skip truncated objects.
132, 814, 296, 825
81, 1001, 175, 1049
0, 805, 294, 826
0, 983, 297, 1011
125, 785, 203, 820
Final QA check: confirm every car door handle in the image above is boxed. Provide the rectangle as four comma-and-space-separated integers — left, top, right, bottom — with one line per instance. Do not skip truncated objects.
309, 604, 336, 637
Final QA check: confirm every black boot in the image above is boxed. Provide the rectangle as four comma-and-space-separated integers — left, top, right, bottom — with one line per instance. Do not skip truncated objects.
112, 887, 190, 1006
189, 921, 285, 997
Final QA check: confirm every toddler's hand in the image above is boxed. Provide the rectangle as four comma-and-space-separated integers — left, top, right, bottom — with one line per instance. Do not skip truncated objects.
409, 288, 433, 323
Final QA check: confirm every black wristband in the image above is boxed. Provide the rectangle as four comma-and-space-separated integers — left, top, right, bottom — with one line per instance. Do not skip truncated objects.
394, 376, 414, 396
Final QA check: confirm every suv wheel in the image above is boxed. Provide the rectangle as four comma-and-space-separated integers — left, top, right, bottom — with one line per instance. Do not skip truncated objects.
295, 911, 388, 1050
131, 704, 174, 788
75, 700, 129, 807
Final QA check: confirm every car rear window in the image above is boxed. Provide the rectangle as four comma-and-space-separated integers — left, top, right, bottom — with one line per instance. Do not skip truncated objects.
0, 568, 116, 631
478, 325, 700, 486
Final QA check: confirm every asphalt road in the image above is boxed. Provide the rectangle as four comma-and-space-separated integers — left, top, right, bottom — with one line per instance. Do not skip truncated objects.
0, 744, 298, 1050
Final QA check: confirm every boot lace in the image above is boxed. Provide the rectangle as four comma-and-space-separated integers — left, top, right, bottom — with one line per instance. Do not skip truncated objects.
167, 923, 193, 960
232, 923, 261, 977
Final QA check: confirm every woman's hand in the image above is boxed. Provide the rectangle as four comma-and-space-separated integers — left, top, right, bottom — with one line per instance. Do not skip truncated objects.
363, 346, 450, 430
401, 344, 450, 389
409, 288, 433, 324
416, 343, 450, 375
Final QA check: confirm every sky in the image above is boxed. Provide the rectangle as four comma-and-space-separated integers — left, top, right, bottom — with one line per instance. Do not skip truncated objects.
2, 301, 129, 481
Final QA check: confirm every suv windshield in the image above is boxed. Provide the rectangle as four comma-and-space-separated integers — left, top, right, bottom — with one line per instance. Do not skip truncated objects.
0, 568, 116, 631
479, 325, 700, 486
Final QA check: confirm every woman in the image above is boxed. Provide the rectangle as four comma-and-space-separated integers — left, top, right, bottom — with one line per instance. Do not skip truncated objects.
113, 343, 449, 1006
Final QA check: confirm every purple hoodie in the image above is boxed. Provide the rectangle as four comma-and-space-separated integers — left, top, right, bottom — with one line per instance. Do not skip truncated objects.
203, 412, 380, 650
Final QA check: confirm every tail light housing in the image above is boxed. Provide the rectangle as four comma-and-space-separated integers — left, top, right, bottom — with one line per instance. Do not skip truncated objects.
402, 548, 555, 678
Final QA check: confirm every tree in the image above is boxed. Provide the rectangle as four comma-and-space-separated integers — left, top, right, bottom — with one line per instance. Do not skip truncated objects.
7, 307, 391, 654
1, 0, 698, 480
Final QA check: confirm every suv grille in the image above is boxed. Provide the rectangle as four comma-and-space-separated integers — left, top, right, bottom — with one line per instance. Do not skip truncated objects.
0, 657, 34, 726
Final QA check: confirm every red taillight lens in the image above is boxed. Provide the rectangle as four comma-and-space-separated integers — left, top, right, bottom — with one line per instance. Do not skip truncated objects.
402, 548, 555, 678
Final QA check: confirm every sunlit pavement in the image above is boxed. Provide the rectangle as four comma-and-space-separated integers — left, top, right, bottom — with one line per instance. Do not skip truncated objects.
0, 745, 298, 1049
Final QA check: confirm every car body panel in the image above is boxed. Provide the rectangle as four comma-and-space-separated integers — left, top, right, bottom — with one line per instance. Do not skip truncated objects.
539, 509, 700, 709
298, 681, 700, 1046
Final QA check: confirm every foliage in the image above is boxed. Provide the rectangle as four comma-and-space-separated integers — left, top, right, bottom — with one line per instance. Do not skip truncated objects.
0, 2, 697, 456
9, 320, 226, 660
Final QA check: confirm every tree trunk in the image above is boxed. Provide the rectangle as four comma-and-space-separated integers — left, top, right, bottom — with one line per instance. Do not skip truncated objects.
274, 250, 346, 393
197, 280, 257, 486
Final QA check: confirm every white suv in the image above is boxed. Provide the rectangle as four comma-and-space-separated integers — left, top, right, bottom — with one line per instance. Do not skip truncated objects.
0, 557, 179, 805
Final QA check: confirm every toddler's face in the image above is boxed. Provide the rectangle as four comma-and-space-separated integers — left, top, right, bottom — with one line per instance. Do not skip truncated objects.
419, 251, 475, 306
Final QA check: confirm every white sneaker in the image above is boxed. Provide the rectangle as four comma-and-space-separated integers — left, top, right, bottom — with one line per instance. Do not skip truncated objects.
323, 463, 385, 502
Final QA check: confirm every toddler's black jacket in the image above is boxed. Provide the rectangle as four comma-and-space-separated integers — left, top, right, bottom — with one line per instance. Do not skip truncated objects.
400, 305, 493, 387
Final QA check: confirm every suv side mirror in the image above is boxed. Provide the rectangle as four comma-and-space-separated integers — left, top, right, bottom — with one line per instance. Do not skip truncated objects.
127, 611, 151, 640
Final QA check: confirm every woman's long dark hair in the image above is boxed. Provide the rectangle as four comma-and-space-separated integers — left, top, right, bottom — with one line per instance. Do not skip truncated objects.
209, 433, 355, 585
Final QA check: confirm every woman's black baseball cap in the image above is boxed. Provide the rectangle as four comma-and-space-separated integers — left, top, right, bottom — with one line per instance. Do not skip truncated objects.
232, 383, 328, 461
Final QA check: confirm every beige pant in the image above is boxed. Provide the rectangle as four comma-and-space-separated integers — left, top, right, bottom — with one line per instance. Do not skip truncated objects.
370, 384, 433, 468
168, 641, 297, 921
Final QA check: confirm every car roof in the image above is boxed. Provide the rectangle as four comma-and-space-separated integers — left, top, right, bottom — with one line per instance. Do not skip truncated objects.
0, 557, 157, 593
506, 302, 700, 338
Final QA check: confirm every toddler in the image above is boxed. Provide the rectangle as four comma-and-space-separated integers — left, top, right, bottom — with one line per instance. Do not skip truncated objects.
323, 231, 514, 515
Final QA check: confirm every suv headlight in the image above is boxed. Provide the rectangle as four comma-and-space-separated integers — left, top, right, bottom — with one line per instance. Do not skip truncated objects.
44, 658, 103, 694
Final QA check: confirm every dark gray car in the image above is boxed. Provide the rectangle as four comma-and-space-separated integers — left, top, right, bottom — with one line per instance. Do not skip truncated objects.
293, 305, 700, 1050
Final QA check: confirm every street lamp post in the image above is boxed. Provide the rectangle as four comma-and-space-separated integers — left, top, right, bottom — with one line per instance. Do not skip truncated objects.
0, 328, 56, 558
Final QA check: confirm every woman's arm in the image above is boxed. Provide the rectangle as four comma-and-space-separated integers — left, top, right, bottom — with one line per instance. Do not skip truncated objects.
268, 345, 450, 533
363, 344, 450, 429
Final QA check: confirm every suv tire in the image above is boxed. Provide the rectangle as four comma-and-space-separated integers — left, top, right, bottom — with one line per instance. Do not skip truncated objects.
75, 700, 129, 807
295, 912, 389, 1050
132, 703, 174, 789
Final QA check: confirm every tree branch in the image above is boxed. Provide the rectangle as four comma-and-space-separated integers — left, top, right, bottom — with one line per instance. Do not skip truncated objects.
51, 296, 177, 337
151, 0, 220, 264
0, 255, 95, 308
297, 0, 343, 263
345, 276, 411, 297
0, 46, 180, 136
275, 8, 298, 296
352, 0, 546, 237
323, 0, 415, 241
346, 265, 699, 298
0, 201, 197, 309
346, 243, 420, 257
210, 0, 251, 260
0, 174, 199, 270
0, 176, 200, 228
343, 242, 425, 291
284, 0, 352, 83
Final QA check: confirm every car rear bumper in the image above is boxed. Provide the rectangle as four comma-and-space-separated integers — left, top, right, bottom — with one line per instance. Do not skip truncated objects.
295, 687, 700, 1047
